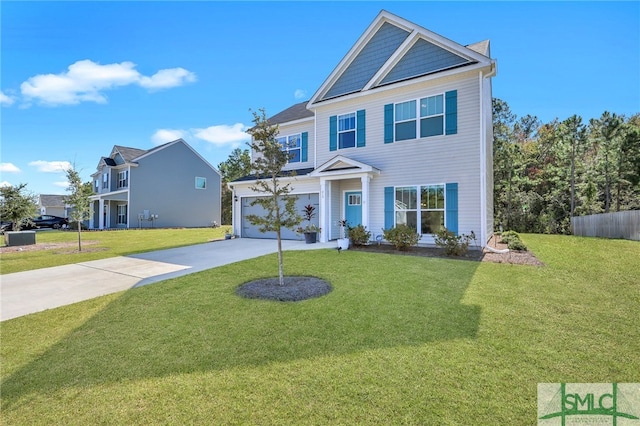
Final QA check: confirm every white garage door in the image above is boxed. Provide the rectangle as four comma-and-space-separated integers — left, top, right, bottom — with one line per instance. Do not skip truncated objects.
241, 193, 319, 240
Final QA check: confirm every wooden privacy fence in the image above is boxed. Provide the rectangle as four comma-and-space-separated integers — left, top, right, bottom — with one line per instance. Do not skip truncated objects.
571, 210, 640, 241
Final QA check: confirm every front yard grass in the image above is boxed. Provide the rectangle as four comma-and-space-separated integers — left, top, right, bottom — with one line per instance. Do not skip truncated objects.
1, 234, 638, 424
0, 227, 230, 274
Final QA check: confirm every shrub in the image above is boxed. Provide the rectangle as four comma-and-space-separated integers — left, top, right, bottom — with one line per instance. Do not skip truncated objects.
508, 239, 527, 251
434, 227, 476, 256
383, 225, 420, 251
499, 230, 527, 251
347, 224, 371, 246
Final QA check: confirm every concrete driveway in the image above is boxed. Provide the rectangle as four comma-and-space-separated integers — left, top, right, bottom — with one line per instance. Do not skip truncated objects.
1, 238, 335, 321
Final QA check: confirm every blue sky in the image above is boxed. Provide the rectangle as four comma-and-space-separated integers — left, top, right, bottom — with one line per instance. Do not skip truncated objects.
1, 1, 639, 196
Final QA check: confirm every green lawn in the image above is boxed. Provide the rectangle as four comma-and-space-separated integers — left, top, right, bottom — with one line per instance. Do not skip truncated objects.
0, 227, 231, 274
1, 234, 638, 424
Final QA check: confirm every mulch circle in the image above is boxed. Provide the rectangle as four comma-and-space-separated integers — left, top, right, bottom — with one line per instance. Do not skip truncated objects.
236, 276, 332, 302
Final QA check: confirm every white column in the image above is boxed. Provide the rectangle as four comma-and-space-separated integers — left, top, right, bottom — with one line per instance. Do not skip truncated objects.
319, 178, 328, 242
361, 175, 370, 233
99, 198, 104, 230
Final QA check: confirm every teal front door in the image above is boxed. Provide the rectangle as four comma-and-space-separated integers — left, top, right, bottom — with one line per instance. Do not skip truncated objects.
345, 191, 362, 228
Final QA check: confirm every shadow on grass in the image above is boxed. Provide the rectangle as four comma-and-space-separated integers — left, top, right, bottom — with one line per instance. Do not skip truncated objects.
1, 250, 481, 408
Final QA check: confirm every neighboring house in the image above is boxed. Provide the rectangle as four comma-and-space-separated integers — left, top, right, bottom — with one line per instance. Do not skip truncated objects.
89, 139, 221, 229
230, 10, 496, 247
37, 194, 68, 217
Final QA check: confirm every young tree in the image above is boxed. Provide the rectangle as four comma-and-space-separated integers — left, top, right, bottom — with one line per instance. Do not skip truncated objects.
245, 108, 301, 286
218, 148, 251, 225
63, 166, 94, 251
0, 183, 37, 231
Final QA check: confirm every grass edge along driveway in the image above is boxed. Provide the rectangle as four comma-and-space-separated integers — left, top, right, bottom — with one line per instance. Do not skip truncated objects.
1, 234, 639, 424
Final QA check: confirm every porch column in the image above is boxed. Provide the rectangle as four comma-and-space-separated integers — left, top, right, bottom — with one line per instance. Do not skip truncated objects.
89, 201, 94, 229
98, 198, 104, 230
319, 178, 329, 242
361, 175, 370, 234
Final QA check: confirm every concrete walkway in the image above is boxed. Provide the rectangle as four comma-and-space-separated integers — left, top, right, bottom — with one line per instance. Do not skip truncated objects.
0, 238, 336, 321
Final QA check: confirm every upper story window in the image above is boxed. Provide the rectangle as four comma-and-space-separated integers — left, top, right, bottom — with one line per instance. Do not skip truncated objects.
195, 177, 207, 189
338, 113, 356, 149
276, 133, 302, 163
330, 110, 365, 151
117, 170, 128, 189
102, 172, 109, 189
420, 95, 444, 138
385, 90, 457, 143
94, 180, 99, 193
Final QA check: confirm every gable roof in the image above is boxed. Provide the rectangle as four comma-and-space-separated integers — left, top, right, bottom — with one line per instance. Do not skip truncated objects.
112, 145, 148, 163
39, 194, 65, 207
309, 10, 492, 105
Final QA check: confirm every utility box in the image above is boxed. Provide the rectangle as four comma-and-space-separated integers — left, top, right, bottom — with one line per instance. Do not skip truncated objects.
5, 231, 36, 247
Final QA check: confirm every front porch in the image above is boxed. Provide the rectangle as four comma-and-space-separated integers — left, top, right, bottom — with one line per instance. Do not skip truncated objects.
89, 190, 128, 230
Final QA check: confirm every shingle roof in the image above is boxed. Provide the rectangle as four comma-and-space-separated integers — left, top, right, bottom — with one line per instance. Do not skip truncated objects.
232, 167, 315, 182
267, 101, 313, 125
114, 145, 148, 162
39, 194, 65, 206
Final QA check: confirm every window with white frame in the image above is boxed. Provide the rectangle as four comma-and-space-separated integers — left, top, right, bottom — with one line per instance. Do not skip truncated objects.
394, 94, 446, 141
276, 133, 301, 163
394, 100, 417, 141
394, 184, 445, 234
117, 170, 128, 188
94, 179, 99, 193
102, 172, 109, 189
420, 94, 444, 138
195, 177, 206, 189
338, 113, 356, 149
348, 193, 361, 206
117, 204, 127, 225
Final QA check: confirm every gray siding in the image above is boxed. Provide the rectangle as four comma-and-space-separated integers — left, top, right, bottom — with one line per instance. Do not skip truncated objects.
129, 142, 221, 228
323, 22, 409, 100
380, 38, 471, 85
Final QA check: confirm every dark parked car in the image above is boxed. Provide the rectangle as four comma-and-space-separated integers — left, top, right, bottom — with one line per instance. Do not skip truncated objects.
31, 215, 69, 229
0, 216, 68, 233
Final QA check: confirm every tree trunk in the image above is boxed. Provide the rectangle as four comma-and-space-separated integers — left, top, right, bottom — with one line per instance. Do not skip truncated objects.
77, 226, 82, 252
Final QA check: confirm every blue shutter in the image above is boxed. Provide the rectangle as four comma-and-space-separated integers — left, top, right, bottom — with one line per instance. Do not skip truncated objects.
445, 182, 458, 235
384, 186, 395, 230
301, 132, 308, 162
445, 90, 457, 135
384, 104, 394, 143
356, 109, 366, 147
329, 115, 337, 151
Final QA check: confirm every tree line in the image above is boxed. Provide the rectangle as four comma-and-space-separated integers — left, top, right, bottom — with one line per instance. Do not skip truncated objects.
493, 98, 639, 234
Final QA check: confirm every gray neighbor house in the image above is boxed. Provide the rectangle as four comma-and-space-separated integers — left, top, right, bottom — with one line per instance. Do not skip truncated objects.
89, 139, 221, 229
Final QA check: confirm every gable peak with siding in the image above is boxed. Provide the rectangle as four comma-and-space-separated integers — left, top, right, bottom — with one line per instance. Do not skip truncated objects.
309, 10, 492, 106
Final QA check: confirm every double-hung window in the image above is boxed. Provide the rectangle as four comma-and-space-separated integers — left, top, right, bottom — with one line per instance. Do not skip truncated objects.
117, 170, 128, 189
117, 204, 127, 225
394, 101, 417, 141
420, 95, 444, 138
420, 185, 445, 234
277, 133, 301, 163
394, 184, 445, 234
102, 172, 109, 189
338, 113, 356, 149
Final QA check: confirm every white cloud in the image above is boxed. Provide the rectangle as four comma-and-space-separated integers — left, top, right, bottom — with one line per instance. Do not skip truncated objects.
53, 181, 70, 188
20, 60, 197, 106
0, 163, 21, 173
193, 123, 249, 147
139, 68, 196, 90
0, 91, 16, 106
151, 129, 188, 146
294, 89, 307, 100
29, 160, 71, 173
0, 181, 12, 188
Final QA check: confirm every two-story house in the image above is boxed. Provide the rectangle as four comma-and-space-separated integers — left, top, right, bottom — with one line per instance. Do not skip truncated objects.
230, 10, 496, 247
89, 139, 221, 229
